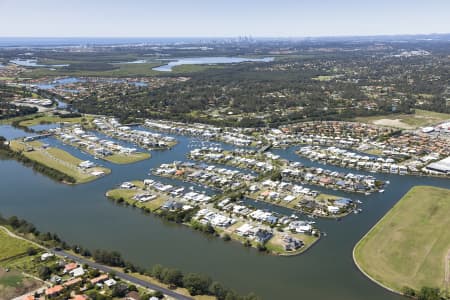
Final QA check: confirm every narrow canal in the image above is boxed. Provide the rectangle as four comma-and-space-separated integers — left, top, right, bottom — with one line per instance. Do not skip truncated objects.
1, 125, 449, 300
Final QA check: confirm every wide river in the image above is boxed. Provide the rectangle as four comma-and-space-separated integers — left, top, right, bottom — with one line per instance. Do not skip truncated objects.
1, 124, 449, 300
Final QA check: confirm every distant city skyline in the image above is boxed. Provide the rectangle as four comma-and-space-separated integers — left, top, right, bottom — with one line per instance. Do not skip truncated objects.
1, 0, 449, 38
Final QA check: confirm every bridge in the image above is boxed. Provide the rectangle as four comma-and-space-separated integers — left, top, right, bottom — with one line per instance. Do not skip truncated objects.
258, 143, 272, 153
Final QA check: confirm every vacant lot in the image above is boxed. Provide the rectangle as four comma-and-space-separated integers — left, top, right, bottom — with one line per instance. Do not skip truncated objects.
106, 152, 150, 164
354, 109, 450, 129
0, 268, 42, 300
9, 140, 111, 183
354, 186, 450, 292
0, 228, 35, 261
18, 114, 94, 127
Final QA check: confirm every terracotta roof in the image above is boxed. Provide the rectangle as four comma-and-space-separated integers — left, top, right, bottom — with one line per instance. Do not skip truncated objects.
64, 277, 82, 287
45, 285, 64, 296
90, 274, 109, 284
64, 262, 78, 271
72, 295, 87, 300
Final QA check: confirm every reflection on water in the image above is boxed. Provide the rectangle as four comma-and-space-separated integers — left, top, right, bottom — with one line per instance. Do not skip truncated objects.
153, 56, 274, 72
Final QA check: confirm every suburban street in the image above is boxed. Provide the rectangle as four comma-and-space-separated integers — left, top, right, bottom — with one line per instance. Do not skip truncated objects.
52, 249, 193, 300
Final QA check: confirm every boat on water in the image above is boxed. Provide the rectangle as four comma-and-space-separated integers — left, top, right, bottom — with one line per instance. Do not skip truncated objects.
379, 189, 384, 193
354, 208, 363, 214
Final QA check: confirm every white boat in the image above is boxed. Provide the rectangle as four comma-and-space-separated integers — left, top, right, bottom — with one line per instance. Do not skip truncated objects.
379, 189, 384, 193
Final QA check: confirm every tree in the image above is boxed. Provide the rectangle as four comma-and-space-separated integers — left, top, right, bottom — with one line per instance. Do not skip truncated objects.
162, 268, 183, 287
150, 264, 164, 280
128, 284, 138, 292
270, 170, 282, 181
222, 233, 231, 241
27, 247, 37, 256
150, 290, 163, 299
183, 273, 212, 295
38, 266, 51, 280
418, 287, 441, 300
402, 286, 416, 297
209, 281, 227, 300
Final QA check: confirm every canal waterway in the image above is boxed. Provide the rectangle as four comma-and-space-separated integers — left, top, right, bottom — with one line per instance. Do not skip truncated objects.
1, 124, 449, 300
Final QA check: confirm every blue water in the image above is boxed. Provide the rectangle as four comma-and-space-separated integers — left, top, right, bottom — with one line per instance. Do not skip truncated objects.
1, 124, 449, 300
153, 56, 274, 72
10, 58, 69, 67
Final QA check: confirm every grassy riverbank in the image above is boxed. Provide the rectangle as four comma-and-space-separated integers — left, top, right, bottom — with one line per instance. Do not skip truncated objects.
9, 140, 110, 184
0, 228, 38, 260
354, 186, 450, 294
18, 114, 94, 127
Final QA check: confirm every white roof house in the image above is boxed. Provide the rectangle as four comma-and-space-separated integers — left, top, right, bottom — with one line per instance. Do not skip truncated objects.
69, 267, 85, 277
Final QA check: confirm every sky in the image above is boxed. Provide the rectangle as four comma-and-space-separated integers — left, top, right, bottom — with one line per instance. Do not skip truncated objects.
0, 0, 449, 38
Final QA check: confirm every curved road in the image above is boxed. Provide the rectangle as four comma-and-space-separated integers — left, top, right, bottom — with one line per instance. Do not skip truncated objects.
52, 249, 192, 300
0, 227, 191, 300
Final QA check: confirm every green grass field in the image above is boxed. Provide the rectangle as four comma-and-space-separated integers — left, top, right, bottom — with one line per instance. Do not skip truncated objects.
354, 109, 450, 129
0, 228, 36, 260
18, 114, 94, 127
354, 186, 450, 293
106, 180, 167, 211
0, 273, 23, 288
9, 140, 111, 183
105, 152, 150, 164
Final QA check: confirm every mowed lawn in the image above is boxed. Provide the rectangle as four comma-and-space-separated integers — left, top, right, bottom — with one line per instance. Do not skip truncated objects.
0, 229, 35, 260
354, 186, 450, 292
9, 140, 110, 183
18, 114, 94, 127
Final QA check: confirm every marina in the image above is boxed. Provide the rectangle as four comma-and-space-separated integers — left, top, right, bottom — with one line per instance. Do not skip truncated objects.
1, 123, 448, 299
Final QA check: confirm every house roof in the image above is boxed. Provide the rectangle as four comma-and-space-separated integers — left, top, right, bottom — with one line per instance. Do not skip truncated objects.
45, 285, 64, 295
64, 277, 82, 287
90, 274, 109, 284
64, 262, 78, 271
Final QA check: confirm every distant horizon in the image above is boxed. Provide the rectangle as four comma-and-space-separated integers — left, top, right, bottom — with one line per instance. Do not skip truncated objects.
0, 32, 449, 39
1, 0, 449, 38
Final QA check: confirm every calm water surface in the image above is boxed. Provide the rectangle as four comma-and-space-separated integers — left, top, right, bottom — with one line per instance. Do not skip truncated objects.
1, 125, 448, 300
153, 57, 274, 72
